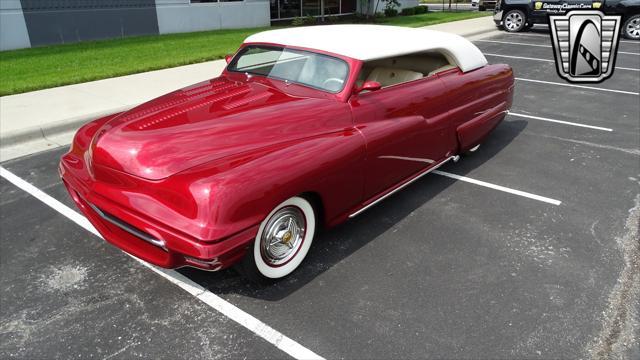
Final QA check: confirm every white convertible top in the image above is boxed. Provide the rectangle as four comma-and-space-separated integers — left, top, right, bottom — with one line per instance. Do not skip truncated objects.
243, 25, 488, 73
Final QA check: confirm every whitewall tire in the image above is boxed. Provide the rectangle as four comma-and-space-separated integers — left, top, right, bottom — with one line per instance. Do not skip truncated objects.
241, 196, 316, 281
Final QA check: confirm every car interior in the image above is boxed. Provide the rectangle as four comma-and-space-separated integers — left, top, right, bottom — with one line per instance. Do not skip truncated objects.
231, 46, 349, 92
357, 51, 458, 88
232, 47, 459, 93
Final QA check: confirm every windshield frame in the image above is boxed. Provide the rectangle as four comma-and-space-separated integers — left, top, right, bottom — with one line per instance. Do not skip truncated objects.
227, 44, 351, 94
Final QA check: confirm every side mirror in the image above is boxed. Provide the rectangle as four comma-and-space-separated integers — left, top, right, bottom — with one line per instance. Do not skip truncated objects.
356, 80, 381, 94
224, 54, 233, 64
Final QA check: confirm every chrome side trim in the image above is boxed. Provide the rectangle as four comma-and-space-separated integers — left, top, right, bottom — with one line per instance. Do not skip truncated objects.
348, 156, 456, 218
87, 202, 168, 251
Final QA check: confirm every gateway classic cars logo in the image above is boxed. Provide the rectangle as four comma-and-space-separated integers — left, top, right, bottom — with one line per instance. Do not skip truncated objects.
549, 10, 622, 83
534, 1, 601, 12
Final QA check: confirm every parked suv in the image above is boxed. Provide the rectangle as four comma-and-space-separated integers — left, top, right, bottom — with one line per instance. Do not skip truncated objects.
493, 0, 640, 39
479, 0, 498, 11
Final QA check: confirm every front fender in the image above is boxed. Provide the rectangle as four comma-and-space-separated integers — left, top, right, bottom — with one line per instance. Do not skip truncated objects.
175, 129, 366, 241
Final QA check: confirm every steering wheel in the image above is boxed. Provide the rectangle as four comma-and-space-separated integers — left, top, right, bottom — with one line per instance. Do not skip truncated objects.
322, 78, 344, 90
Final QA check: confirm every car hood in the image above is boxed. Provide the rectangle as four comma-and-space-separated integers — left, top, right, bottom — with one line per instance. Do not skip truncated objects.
90, 76, 344, 180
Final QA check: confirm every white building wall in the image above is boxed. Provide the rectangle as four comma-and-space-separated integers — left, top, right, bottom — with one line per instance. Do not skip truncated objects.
359, 0, 420, 15
155, 0, 270, 35
0, 0, 31, 51
400, 0, 421, 9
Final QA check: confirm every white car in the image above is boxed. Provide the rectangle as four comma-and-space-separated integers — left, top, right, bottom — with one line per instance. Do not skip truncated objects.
472, 0, 479, 7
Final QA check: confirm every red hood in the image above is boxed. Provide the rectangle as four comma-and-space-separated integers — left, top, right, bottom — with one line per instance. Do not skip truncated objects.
90, 76, 347, 180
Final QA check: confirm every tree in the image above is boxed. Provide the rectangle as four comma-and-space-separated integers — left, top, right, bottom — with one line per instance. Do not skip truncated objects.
359, 0, 374, 18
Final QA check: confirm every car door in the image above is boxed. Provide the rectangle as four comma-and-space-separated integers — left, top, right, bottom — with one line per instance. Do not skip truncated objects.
349, 75, 456, 201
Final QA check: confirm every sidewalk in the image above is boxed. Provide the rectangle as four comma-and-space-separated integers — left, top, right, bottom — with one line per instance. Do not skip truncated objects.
0, 16, 498, 161
0, 61, 228, 160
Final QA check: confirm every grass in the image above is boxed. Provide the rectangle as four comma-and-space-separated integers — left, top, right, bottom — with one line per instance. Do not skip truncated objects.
0, 12, 489, 96
380, 10, 487, 27
420, 0, 471, 3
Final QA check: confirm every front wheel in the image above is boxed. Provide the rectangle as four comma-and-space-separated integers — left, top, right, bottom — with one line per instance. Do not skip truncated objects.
238, 196, 316, 283
623, 15, 640, 40
503, 10, 527, 32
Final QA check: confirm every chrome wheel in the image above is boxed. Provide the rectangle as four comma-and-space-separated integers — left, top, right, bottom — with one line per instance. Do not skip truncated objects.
260, 206, 306, 266
624, 16, 640, 40
246, 196, 316, 280
504, 10, 525, 32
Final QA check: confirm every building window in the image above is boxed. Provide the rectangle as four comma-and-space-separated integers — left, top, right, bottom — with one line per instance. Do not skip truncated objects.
324, 0, 340, 15
340, 0, 356, 13
271, 0, 356, 19
302, 0, 321, 16
191, 0, 243, 3
280, 0, 301, 18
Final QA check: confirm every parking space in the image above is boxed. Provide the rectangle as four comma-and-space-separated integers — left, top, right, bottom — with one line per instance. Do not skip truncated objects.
0, 156, 290, 360
1, 28, 639, 359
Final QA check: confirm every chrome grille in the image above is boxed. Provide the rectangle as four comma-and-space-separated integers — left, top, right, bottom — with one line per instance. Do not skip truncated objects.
87, 202, 167, 251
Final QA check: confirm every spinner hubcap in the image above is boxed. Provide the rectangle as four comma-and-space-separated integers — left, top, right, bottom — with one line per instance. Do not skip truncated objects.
260, 206, 306, 266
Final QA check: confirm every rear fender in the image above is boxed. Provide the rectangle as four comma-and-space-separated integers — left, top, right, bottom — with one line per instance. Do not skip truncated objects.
439, 64, 514, 153
456, 101, 509, 152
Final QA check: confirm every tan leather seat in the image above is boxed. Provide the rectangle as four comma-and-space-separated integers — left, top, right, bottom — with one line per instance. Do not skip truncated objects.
427, 64, 457, 77
366, 67, 423, 87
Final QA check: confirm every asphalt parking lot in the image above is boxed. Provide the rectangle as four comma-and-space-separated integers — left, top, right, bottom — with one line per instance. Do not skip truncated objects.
1, 27, 639, 359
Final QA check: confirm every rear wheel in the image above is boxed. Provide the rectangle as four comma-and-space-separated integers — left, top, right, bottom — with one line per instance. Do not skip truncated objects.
238, 196, 316, 283
463, 144, 481, 156
503, 10, 526, 32
623, 15, 640, 40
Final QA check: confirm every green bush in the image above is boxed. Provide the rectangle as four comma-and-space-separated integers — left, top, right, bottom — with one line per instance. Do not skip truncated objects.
325, 15, 340, 23
414, 5, 428, 13
384, 8, 399, 16
291, 17, 305, 26
383, 0, 401, 17
292, 15, 316, 26
401, 7, 416, 15
373, 12, 386, 22
304, 15, 316, 25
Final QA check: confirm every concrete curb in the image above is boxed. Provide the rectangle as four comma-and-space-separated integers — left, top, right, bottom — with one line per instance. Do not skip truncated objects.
458, 25, 499, 38
0, 105, 132, 147
0, 17, 498, 156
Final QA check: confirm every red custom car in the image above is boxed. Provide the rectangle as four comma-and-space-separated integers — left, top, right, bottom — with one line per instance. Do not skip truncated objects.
60, 25, 514, 281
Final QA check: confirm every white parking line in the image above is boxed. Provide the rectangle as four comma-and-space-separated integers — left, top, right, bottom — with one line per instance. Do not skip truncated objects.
485, 53, 553, 62
484, 53, 640, 72
479, 39, 551, 48
506, 32, 640, 44
433, 170, 562, 206
0, 166, 324, 360
515, 78, 640, 96
478, 39, 640, 55
365, 156, 561, 205
508, 112, 613, 132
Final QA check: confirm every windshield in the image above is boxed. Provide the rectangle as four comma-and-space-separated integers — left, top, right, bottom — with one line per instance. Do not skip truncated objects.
228, 45, 349, 93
